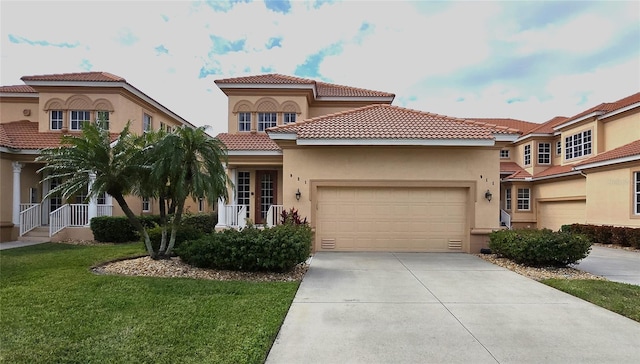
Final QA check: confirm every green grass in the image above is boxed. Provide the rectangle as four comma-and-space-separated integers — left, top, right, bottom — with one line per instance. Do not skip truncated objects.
0, 243, 299, 364
542, 279, 640, 323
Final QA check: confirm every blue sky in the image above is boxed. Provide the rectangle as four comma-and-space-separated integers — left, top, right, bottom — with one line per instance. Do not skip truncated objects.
1, 0, 638, 135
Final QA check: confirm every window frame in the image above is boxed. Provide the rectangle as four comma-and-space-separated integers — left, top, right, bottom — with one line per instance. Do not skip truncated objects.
556, 140, 562, 156
238, 112, 251, 132
50, 110, 63, 130
70, 110, 91, 131
538, 142, 551, 165
258, 112, 277, 131
524, 144, 531, 166
283, 112, 297, 124
95, 111, 110, 130
237, 171, 251, 218
505, 188, 512, 211
143, 113, 153, 132
565, 130, 592, 160
517, 188, 530, 211
634, 171, 640, 216
500, 149, 510, 159
142, 197, 151, 212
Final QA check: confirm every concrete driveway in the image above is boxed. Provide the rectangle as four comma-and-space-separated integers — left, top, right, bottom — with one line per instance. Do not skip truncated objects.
266, 252, 640, 364
573, 245, 640, 285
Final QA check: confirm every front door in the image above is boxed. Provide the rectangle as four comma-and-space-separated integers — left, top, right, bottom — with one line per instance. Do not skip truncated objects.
255, 170, 277, 224
42, 177, 63, 225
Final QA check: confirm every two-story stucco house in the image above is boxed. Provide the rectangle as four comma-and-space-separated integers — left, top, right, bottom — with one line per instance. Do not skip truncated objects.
0, 72, 209, 243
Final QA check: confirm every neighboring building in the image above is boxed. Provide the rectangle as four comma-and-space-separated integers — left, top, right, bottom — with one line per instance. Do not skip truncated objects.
500, 92, 640, 231
0, 72, 209, 243
213, 74, 523, 253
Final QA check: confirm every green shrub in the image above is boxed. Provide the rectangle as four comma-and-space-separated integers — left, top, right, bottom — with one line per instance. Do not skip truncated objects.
181, 213, 217, 234
561, 224, 640, 249
489, 228, 592, 267
145, 225, 204, 252
177, 223, 313, 272
90, 216, 139, 243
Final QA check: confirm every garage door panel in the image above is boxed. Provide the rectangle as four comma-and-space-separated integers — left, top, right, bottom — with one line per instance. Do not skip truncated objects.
537, 201, 586, 231
317, 186, 467, 252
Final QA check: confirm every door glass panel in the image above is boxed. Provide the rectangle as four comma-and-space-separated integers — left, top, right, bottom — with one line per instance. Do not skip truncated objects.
260, 173, 274, 220
50, 178, 63, 212
237, 171, 250, 218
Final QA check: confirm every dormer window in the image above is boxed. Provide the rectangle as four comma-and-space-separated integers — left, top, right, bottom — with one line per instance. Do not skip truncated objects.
70, 110, 91, 130
538, 143, 550, 164
258, 112, 277, 131
565, 130, 592, 160
238, 112, 251, 132
50, 110, 63, 130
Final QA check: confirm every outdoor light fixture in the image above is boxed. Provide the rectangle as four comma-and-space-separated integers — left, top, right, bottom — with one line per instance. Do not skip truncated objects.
295, 188, 301, 201
485, 189, 492, 202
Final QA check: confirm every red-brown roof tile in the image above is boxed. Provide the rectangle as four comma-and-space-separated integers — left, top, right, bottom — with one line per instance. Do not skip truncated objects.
468, 118, 539, 134
534, 165, 576, 178
526, 116, 569, 134
0, 85, 37, 93
216, 132, 281, 151
0, 120, 118, 150
500, 162, 532, 179
576, 139, 640, 167
268, 104, 520, 140
215, 73, 395, 98
559, 92, 640, 126
21, 71, 125, 83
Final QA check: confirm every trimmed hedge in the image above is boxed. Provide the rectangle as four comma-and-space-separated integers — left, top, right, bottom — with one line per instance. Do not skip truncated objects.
181, 213, 218, 234
90, 216, 139, 243
489, 228, 591, 267
561, 224, 640, 249
146, 225, 204, 252
176, 223, 313, 272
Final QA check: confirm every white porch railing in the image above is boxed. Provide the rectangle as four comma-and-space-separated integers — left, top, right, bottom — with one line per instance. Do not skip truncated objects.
97, 204, 113, 217
224, 205, 248, 228
70, 204, 90, 226
50, 205, 70, 237
266, 205, 284, 227
500, 209, 512, 229
19, 204, 41, 236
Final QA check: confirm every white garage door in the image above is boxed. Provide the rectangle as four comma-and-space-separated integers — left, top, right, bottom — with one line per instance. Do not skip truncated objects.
537, 200, 586, 231
316, 186, 467, 252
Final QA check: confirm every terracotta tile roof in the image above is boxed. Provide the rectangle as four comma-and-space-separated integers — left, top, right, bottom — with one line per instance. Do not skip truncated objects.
21, 71, 125, 83
215, 73, 395, 98
500, 162, 532, 179
526, 116, 569, 134
576, 139, 640, 167
216, 132, 281, 151
0, 85, 37, 93
534, 165, 576, 178
0, 120, 118, 150
560, 92, 640, 126
467, 118, 539, 134
268, 104, 520, 140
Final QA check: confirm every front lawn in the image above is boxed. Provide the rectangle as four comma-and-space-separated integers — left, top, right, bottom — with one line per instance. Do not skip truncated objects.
542, 279, 640, 323
0, 243, 299, 364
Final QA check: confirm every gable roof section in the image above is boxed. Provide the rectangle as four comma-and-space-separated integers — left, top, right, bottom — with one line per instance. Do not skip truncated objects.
268, 104, 520, 146
575, 139, 640, 170
500, 162, 532, 179
525, 116, 569, 135
0, 85, 38, 94
468, 118, 539, 134
216, 132, 281, 155
215, 73, 395, 100
554, 92, 640, 130
0, 120, 118, 152
21, 72, 125, 82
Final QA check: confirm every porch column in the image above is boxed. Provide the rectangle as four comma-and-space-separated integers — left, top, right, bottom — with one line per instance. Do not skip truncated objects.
229, 168, 237, 203
12, 162, 23, 226
215, 198, 226, 228
87, 172, 97, 223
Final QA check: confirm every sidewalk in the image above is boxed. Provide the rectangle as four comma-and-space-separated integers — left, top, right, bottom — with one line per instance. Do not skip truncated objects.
573, 245, 640, 285
0, 241, 47, 250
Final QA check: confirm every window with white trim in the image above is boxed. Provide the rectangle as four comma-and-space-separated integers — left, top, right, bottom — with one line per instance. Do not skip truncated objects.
538, 142, 551, 164
258, 112, 277, 131
143, 113, 153, 132
50, 110, 63, 130
517, 188, 530, 210
237, 171, 250, 218
505, 188, 512, 210
96, 111, 109, 130
142, 197, 150, 212
524, 144, 531, 166
635, 171, 640, 215
565, 130, 592, 160
556, 140, 562, 156
238, 112, 251, 131
500, 149, 510, 159
70, 110, 91, 130
97, 192, 107, 205
283, 112, 296, 124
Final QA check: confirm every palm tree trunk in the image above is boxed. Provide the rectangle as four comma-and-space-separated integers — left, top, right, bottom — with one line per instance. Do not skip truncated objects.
112, 192, 156, 259
164, 199, 184, 257
158, 195, 168, 255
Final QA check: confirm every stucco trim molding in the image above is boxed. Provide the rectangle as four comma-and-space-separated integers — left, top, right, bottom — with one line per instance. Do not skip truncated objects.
295, 138, 495, 146
574, 155, 640, 171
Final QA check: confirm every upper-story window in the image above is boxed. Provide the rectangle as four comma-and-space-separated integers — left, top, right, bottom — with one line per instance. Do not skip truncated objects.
283, 113, 297, 124
50, 110, 63, 130
96, 111, 109, 130
538, 143, 551, 164
238, 112, 251, 132
565, 130, 592, 160
143, 113, 153, 132
556, 140, 562, 156
635, 171, 640, 215
500, 149, 510, 159
258, 112, 277, 131
70, 110, 91, 131
524, 144, 531, 166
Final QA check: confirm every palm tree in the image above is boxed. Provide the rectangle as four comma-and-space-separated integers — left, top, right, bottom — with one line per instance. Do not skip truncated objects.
37, 122, 156, 257
149, 126, 230, 257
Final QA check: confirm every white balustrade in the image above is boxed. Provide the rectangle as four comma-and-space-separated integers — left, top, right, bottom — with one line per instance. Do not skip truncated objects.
266, 205, 284, 227
500, 209, 512, 229
97, 205, 113, 217
223, 204, 249, 228
49, 205, 70, 237
19, 204, 41, 236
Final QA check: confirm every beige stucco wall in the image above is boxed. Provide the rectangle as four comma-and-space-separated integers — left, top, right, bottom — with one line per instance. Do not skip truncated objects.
0, 98, 39, 123
601, 111, 640, 152
584, 164, 640, 227
281, 145, 501, 252
226, 95, 309, 133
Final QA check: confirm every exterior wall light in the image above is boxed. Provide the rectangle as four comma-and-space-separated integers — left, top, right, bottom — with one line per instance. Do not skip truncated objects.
295, 188, 301, 201
485, 189, 492, 202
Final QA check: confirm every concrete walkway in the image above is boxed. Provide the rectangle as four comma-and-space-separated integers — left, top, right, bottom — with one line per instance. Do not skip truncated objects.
574, 245, 640, 285
267, 252, 640, 364
0, 241, 47, 250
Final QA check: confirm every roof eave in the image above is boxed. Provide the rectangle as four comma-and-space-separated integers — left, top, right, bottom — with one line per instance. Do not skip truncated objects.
215, 82, 317, 99
267, 132, 297, 140
553, 111, 603, 131
574, 154, 640, 171
514, 133, 553, 143
532, 171, 582, 181
493, 134, 520, 142
601, 102, 640, 120
315, 96, 395, 103
0, 93, 39, 98
226, 150, 282, 156
295, 138, 495, 147
0, 146, 41, 155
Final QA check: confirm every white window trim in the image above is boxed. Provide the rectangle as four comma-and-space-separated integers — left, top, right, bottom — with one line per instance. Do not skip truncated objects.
500, 149, 510, 159
524, 144, 531, 166
143, 113, 153, 132
283, 112, 297, 124
70, 110, 91, 131
538, 142, 551, 165
142, 197, 151, 212
635, 171, 640, 215
238, 112, 251, 132
505, 188, 512, 211
565, 130, 592, 160
258, 112, 277, 131
517, 188, 530, 211
556, 140, 562, 156
50, 110, 63, 130
96, 111, 109, 130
